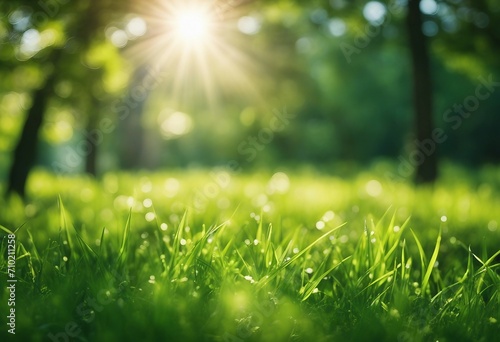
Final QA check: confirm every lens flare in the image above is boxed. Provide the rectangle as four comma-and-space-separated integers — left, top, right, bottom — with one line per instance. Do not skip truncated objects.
125, 0, 262, 107
174, 10, 211, 43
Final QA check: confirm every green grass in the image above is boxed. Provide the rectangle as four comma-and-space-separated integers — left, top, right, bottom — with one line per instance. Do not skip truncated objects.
1, 164, 499, 341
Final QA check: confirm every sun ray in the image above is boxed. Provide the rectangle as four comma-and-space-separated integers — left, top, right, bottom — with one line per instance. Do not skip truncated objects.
121, 0, 265, 108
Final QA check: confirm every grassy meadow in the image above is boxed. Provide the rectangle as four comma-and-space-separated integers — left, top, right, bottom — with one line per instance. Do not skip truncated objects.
1, 164, 499, 341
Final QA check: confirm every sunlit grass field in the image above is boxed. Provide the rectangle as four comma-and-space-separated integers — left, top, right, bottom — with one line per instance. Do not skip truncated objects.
1, 164, 499, 341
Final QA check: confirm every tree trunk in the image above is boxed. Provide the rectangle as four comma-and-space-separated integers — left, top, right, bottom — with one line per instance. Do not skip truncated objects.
119, 65, 149, 169
407, 0, 438, 184
6, 72, 57, 197
84, 111, 98, 176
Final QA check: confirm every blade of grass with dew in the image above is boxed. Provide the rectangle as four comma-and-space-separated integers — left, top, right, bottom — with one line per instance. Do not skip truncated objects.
167, 211, 187, 278
256, 210, 264, 243
264, 223, 275, 270
410, 228, 427, 288
58, 196, 74, 262
74, 230, 101, 273
117, 209, 132, 268
16, 242, 33, 279
365, 219, 374, 270
98, 226, 106, 256
400, 239, 406, 282
373, 212, 396, 268
235, 247, 254, 276
0, 224, 14, 235
473, 249, 500, 293
26, 230, 41, 285
301, 256, 352, 301
258, 224, 345, 289
366, 270, 396, 294
384, 216, 411, 265
421, 227, 441, 295
184, 222, 225, 271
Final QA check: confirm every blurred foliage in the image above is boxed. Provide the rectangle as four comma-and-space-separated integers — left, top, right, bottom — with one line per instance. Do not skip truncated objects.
0, 0, 499, 179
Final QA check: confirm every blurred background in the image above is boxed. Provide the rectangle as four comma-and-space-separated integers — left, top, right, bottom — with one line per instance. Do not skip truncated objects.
0, 0, 499, 196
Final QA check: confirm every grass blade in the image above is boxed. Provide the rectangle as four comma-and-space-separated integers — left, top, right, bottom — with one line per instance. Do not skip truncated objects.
421, 227, 441, 295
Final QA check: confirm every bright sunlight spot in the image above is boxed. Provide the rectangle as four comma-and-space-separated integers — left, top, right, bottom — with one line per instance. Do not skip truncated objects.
126, 17, 147, 38
238, 16, 261, 35
158, 110, 193, 139
173, 9, 211, 43
420, 0, 438, 15
328, 18, 347, 37
365, 180, 382, 197
363, 1, 386, 25
122, 1, 259, 106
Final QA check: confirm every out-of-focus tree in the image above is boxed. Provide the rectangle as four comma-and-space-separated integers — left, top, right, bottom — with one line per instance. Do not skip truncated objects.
259, 0, 499, 182
1, 0, 499, 193
407, 0, 436, 183
2, 0, 126, 197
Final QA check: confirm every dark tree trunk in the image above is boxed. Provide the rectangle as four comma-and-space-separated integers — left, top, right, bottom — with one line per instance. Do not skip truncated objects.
407, 0, 438, 184
6, 72, 57, 198
119, 65, 149, 169
84, 113, 98, 176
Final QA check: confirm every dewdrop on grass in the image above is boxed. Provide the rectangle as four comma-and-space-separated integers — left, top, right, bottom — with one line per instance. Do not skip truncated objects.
244, 275, 255, 284
316, 221, 325, 230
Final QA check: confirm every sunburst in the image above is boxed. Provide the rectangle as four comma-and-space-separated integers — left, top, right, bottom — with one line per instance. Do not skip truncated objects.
124, 0, 262, 107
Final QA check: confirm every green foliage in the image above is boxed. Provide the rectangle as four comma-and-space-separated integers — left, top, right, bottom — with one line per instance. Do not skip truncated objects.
2, 0, 500, 177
